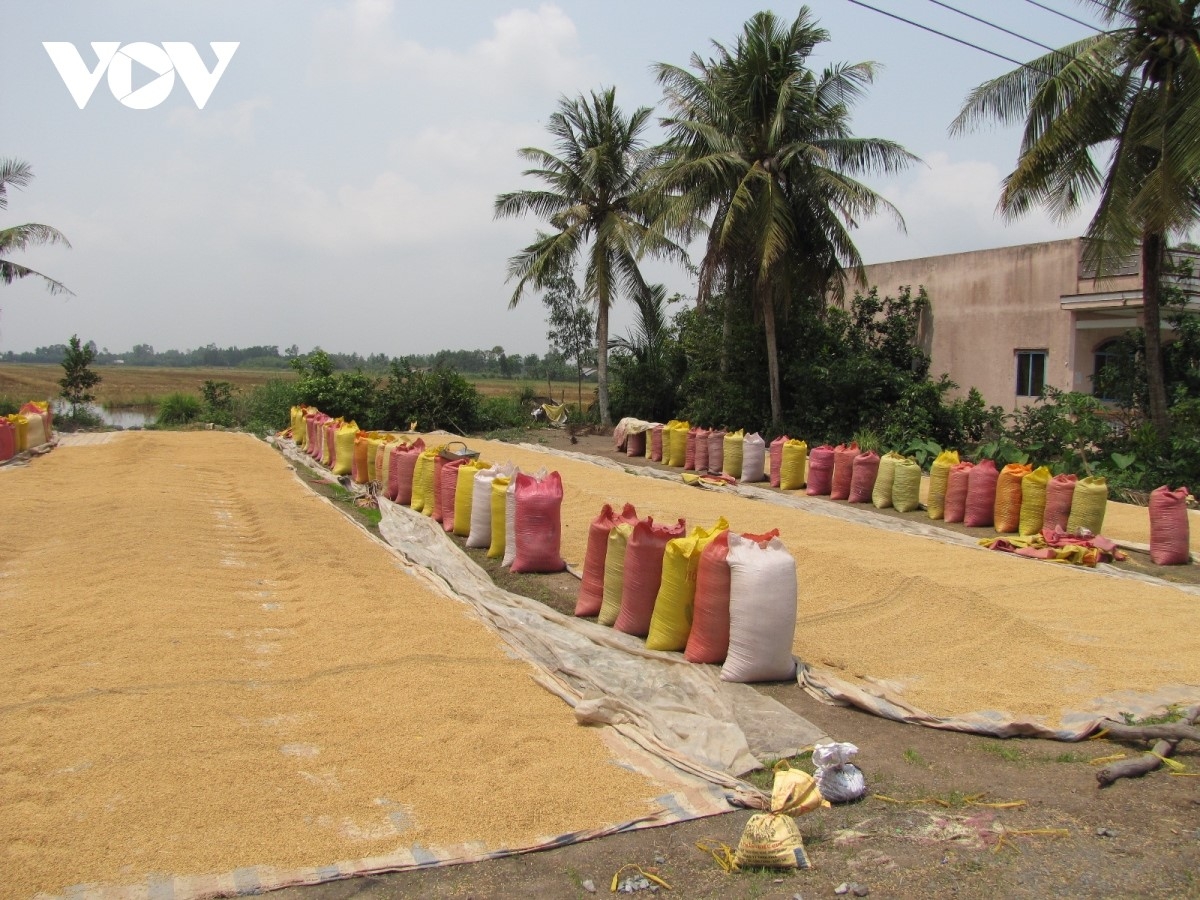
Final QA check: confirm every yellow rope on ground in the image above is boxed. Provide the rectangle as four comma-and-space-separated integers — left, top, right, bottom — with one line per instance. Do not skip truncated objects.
1088, 753, 1128, 765
695, 841, 739, 874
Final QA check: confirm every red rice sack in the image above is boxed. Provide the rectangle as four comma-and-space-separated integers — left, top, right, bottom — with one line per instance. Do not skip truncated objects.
431, 455, 448, 523
390, 440, 424, 505
1044, 474, 1078, 531
830, 443, 858, 500
721, 534, 798, 683
1149, 485, 1191, 565
626, 430, 646, 457
0, 419, 14, 462
994, 463, 1031, 534
323, 420, 338, 467
685, 528, 778, 664
944, 462, 974, 523
510, 471, 567, 574
741, 433, 767, 483
848, 451, 880, 503
614, 518, 687, 637
685, 427, 698, 471
805, 445, 835, 496
769, 435, 788, 488
439, 457, 469, 533
708, 429, 727, 474
694, 427, 711, 472
650, 425, 665, 462
575, 503, 639, 616
964, 459, 999, 527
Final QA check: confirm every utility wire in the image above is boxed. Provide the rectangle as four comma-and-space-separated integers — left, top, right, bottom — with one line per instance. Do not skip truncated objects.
924, 0, 1061, 54
843, 0, 1031, 69
1019, 0, 1115, 32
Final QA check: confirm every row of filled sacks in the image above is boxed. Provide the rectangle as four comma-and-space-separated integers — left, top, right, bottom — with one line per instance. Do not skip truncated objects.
1, 402, 54, 462
625, 422, 777, 483
573, 503, 798, 683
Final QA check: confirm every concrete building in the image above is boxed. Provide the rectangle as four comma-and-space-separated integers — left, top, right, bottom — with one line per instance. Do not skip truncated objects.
860, 237, 1199, 411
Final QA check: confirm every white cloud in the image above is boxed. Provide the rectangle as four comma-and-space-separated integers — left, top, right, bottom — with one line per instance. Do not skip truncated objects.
854, 151, 1097, 264
311, 2, 595, 96
167, 97, 270, 141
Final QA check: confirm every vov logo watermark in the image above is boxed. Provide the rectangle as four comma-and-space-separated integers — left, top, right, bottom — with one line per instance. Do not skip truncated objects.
43, 42, 239, 109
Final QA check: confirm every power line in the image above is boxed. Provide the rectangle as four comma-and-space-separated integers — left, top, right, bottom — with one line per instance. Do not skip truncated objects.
1019, 0, 1107, 32
843, 0, 1031, 69
924, 0, 1060, 54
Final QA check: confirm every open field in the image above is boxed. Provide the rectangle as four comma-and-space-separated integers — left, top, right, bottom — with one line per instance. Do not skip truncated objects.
470, 377, 589, 401
0, 363, 295, 407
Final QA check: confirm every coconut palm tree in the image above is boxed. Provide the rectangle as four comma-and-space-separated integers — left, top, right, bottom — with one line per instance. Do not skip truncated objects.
494, 88, 689, 427
655, 9, 917, 426
951, 0, 1200, 440
0, 159, 73, 295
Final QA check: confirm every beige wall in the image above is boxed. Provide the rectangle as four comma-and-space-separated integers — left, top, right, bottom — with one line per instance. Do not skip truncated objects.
860, 239, 1085, 410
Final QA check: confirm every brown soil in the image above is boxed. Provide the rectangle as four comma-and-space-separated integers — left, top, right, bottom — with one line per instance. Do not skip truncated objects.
276, 427, 1200, 900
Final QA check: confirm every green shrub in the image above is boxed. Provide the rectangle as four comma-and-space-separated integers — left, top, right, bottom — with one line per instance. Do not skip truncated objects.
156, 392, 203, 426
240, 379, 298, 434
0, 396, 19, 416
477, 394, 528, 431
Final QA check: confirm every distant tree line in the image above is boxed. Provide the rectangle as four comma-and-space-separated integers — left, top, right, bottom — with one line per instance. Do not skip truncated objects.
1, 342, 591, 382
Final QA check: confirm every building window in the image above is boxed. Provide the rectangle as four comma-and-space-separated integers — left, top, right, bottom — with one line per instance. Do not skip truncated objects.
1016, 350, 1047, 397
1093, 340, 1125, 401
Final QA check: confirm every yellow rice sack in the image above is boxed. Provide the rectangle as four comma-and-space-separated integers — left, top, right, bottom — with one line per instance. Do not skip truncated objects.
667, 420, 690, 468
994, 463, 1032, 533
723, 429, 745, 479
1019, 466, 1051, 535
926, 449, 959, 519
487, 475, 511, 559
733, 763, 828, 870
645, 519, 728, 652
597, 524, 634, 626
872, 451, 905, 509
1067, 475, 1109, 534
332, 421, 358, 476
411, 449, 438, 515
453, 459, 489, 537
891, 457, 923, 513
780, 439, 808, 490
7, 415, 28, 452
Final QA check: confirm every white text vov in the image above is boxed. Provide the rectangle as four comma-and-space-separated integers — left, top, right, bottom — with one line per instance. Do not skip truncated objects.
43, 42, 239, 109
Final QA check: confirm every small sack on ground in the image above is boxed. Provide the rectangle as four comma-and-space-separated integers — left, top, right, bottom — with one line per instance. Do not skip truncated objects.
733, 762, 828, 870
812, 742, 867, 804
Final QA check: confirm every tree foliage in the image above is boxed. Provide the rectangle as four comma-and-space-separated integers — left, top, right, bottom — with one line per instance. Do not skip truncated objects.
0, 158, 73, 295
58, 334, 100, 413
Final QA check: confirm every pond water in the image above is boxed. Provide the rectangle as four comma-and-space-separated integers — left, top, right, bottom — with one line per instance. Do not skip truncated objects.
52, 402, 154, 429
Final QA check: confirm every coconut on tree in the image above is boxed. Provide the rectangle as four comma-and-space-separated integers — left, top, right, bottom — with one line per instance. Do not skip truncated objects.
952, 0, 1200, 440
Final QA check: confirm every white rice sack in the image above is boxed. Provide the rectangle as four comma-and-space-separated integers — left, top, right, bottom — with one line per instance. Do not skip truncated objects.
812, 742, 867, 804
740, 432, 767, 483
721, 533, 798, 683
465, 466, 500, 549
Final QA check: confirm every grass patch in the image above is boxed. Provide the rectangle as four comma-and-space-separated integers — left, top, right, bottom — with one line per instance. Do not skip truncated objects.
903, 748, 928, 767
980, 740, 1024, 763
1121, 707, 1187, 726
311, 478, 382, 530
744, 752, 815, 792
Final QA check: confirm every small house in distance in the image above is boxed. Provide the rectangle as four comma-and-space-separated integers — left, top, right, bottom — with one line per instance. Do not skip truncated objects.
859, 237, 1200, 410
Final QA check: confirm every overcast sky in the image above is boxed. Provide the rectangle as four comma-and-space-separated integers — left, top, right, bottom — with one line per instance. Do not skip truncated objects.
2, 0, 1104, 358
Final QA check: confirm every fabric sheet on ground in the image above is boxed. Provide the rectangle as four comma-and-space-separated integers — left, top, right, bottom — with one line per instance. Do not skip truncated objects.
414, 433, 1197, 741
0, 432, 822, 900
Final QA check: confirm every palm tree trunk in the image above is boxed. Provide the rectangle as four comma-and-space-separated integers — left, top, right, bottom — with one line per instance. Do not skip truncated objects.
761, 286, 782, 426
596, 300, 612, 427
1142, 231, 1170, 440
